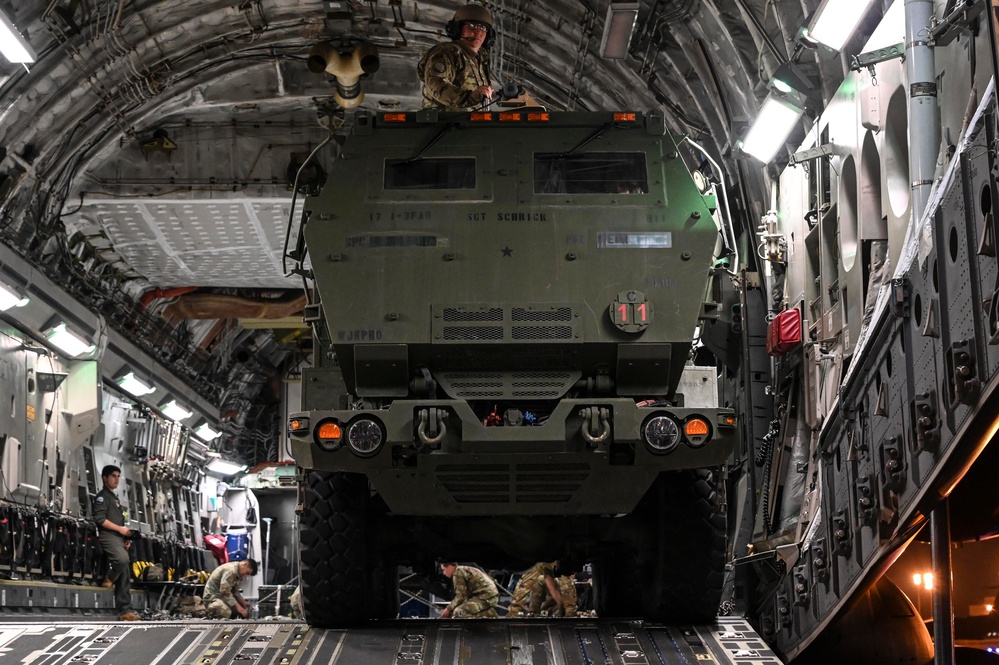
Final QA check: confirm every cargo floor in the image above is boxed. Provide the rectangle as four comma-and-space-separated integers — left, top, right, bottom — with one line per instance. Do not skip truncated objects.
0, 616, 781, 664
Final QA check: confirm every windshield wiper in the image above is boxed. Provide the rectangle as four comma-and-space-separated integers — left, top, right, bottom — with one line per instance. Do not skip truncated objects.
541, 122, 613, 160
401, 121, 459, 164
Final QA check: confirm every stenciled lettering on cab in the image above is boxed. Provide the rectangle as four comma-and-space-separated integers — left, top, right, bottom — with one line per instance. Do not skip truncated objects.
495, 211, 548, 221
337, 329, 384, 341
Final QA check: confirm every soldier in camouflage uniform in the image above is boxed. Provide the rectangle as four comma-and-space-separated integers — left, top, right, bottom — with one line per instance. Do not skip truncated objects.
417, 4, 494, 111
541, 574, 578, 617
439, 562, 499, 618
204, 559, 258, 619
506, 561, 562, 617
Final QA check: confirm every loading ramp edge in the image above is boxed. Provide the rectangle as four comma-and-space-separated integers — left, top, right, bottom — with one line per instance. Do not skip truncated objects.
0, 616, 782, 664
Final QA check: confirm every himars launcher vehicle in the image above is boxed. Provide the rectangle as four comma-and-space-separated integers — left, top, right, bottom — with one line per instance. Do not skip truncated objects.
287, 109, 741, 625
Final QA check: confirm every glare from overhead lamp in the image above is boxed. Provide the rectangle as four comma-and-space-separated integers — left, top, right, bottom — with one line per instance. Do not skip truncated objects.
44, 322, 96, 358
599, 2, 640, 59
161, 399, 193, 422
206, 458, 247, 476
0, 10, 36, 64
769, 63, 813, 101
741, 95, 806, 163
194, 422, 222, 441
805, 0, 877, 52
0, 280, 28, 311
117, 371, 155, 397
772, 78, 794, 95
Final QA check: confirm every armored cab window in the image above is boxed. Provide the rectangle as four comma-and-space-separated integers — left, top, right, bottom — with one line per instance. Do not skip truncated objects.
534, 152, 648, 195
384, 157, 476, 190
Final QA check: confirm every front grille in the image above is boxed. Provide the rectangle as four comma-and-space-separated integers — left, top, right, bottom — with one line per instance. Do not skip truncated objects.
438, 464, 508, 472
434, 462, 591, 504
437, 370, 580, 399
444, 307, 503, 322
512, 307, 572, 322
512, 326, 573, 340
432, 302, 581, 345
443, 326, 503, 340
513, 494, 574, 503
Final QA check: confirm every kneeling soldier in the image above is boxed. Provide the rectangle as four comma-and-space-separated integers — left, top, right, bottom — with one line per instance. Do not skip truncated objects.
204, 559, 258, 619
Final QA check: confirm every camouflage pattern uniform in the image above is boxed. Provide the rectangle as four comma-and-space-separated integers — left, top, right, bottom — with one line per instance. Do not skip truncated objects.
447, 565, 499, 618
289, 585, 304, 619
506, 562, 556, 616
203, 561, 246, 619
417, 41, 491, 111
541, 575, 578, 617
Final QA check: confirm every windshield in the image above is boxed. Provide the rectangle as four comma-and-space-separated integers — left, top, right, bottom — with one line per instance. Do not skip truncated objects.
384, 158, 476, 190
534, 152, 648, 194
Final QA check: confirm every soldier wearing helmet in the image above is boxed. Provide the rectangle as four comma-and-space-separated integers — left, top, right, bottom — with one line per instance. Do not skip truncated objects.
418, 4, 495, 111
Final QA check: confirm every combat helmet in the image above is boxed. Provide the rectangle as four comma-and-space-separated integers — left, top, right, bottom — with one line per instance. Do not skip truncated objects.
445, 4, 495, 48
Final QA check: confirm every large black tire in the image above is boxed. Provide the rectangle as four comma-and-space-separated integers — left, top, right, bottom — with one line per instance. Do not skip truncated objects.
642, 469, 728, 622
597, 469, 727, 622
593, 547, 644, 619
299, 470, 397, 626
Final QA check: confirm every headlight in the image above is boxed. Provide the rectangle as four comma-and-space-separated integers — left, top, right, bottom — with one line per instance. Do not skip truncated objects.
642, 414, 680, 454
346, 417, 384, 457
314, 419, 343, 452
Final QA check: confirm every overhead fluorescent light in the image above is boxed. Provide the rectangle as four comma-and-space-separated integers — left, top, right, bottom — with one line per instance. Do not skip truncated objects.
206, 458, 247, 476
161, 399, 193, 421
0, 280, 28, 311
805, 0, 877, 52
117, 371, 156, 397
44, 322, 96, 358
194, 422, 222, 441
0, 9, 36, 64
741, 95, 806, 163
599, 2, 639, 59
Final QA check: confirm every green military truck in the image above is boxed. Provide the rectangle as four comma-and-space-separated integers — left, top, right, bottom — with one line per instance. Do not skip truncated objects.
288, 108, 739, 625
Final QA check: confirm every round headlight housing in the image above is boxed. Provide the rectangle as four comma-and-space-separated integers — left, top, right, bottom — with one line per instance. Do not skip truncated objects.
346, 417, 384, 457
684, 416, 711, 448
314, 419, 343, 452
642, 414, 680, 454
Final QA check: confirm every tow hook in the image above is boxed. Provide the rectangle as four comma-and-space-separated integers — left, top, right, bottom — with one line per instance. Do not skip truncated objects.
417, 407, 447, 446
579, 407, 611, 446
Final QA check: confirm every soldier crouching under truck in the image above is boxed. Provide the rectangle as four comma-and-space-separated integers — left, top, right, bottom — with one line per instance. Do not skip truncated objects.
287, 108, 739, 625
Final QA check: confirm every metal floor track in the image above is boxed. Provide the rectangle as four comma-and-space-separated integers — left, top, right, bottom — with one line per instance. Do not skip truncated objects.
0, 616, 782, 664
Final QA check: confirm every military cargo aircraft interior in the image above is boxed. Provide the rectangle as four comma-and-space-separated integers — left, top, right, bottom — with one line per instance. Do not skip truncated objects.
1, 0, 999, 663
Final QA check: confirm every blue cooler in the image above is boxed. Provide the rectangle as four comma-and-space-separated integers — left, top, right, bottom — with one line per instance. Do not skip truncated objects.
226, 528, 248, 561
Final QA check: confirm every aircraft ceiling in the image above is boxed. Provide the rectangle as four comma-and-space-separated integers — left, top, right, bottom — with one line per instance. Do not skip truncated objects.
0, 0, 886, 463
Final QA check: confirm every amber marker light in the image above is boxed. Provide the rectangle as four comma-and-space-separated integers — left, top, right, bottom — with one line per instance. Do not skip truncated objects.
470, 112, 493, 122
499, 112, 522, 122
686, 419, 709, 436
527, 112, 550, 122
288, 417, 310, 433
720, 414, 737, 427
315, 420, 344, 451
382, 113, 407, 122
614, 112, 637, 122
684, 417, 710, 448
318, 422, 342, 439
